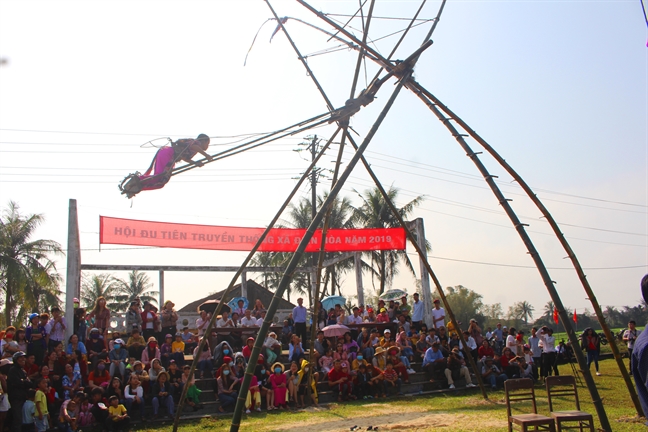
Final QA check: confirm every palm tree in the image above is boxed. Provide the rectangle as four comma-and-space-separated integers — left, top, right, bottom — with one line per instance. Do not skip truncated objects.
81, 273, 121, 310
515, 300, 535, 325
114, 270, 159, 312
351, 186, 424, 295
543, 301, 555, 319
0, 201, 63, 326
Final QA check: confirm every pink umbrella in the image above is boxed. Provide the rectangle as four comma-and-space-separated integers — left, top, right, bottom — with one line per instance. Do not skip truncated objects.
322, 324, 350, 338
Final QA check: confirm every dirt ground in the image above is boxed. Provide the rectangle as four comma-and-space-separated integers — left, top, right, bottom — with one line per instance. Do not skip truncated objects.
275, 403, 507, 432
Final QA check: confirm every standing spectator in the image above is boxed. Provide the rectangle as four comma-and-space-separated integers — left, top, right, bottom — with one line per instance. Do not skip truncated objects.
528, 327, 542, 379
8, 352, 32, 432
15, 329, 28, 355
252, 299, 266, 320
45, 308, 67, 352
293, 298, 308, 349
399, 295, 411, 317
140, 302, 158, 342
160, 301, 179, 338
22, 389, 36, 432
73, 308, 87, 345
539, 326, 558, 378
492, 323, 504, 355
34, 378, 50, 432
468, 319, 483, 347
624, 320, 641, 371
1, 327, 15, 358
431, 299, 445, 329
0, 358, 10, 432
88, 297, 111, 342
26, 314, 47, 365
124, 301, 142, 334
505, 327, 517, 353
109, 339, 128, 379
232, 299, 246, 318
581, 328, 601, 376
195, 310, 211, 339
316, 302, 328, 330
411, 293, 424, 331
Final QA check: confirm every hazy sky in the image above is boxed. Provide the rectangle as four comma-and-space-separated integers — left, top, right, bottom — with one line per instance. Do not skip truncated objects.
0, 0, 646, 318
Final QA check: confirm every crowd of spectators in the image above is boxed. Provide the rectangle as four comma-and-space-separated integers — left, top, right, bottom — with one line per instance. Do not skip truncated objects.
1, 291, 632, 431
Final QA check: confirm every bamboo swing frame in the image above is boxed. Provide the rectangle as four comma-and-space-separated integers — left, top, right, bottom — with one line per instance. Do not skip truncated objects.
165, 2, 639, 431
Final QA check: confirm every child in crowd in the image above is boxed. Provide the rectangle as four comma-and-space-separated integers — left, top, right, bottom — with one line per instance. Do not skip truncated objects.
319, 348, 334, 374
160, 334, 173, 368
333, 343, 348, 362
269, 362, 287, 410
382, 362, 402, 397
415, 333, 428, 362
244, 373, 261, 414
108, 395, 130, 432
60, 399, 78, 432
22, 389, 36, 432
182, 327, 197, 354
182, 365, 202, 411
171, 333, 185, 366
77, 393, 94, 428
33, 378, 50, 432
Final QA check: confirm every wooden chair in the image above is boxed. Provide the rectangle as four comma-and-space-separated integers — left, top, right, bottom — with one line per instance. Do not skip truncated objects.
545, 376, 595, 431
505, 378, 556, 432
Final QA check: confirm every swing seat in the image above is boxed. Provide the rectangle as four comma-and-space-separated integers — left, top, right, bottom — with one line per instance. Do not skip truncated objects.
119, 172, 143, 199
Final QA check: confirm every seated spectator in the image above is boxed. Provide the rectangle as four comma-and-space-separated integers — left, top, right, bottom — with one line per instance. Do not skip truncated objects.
89, 387, 109, 426
415, 333, 428, 362
342, 332, 360, 362
182, 365, 202, 411
445, 348, 477, 389
351, 352, 369, 377
379, 329, 394, 348
357, 328, 373, 361
240, 310, 258, 328
478, 339, 494, 361
347, 307, 363, 325
500, 347, 517, 378
77, 392, 94, 428
376, 308, 390, 323
170, 333, 185, 366
244, 373, 262, 414
130, 361, 149, 384
108, 339, 127, 379
326, 309, 337, 326
87, 359, 110, 390
167, 361, 183, 399
396, 331, 414, 362
386, 348, 411, 382
355, 363, 380, 399
148, 358, 165, 383
124, 374, 145, 420
437, 326, 449, 346
512, 356, 534, 380
232, 299, 246, 318
160, 334, 173, 368
256, 310, 267, 327
281, 320, 292, 347
62, 363, 83, 400
126, 329, 145, 360
107, 377, 125, 404
252, 299, 266, 320
333, 342, 347, 362
194, 340, 213, 379
141, 337, 161, 370
107, 395, 130, 432
263, 332, 281, 365
422, 343, 446, 383
396, 315, 410, 334
481, 357, 507, 390
463, 330, 478, 363
285, 361, 300, 407
372, 346, 387, 370
181, 327, 197, 354
296, 359, 318, 408
381, 361, 402, 397
426, 328, 439, 348
269, 362, 287, 410
212, 341, 234, 370
216, 363, 239, 412
195, 310, 211, 338
216, 311, 233, 328
319, 348, 334, 374
59, 397, 79, 432
86, 328, 108, 371
337, 310, 347, 325
327, 360, 352, 402
152, 371, 174, 419
232, 353, 247, 380
23, 354, 40, 380
242, 337, 255, 362
288, 335, 305, 363
366, 308, 377, 323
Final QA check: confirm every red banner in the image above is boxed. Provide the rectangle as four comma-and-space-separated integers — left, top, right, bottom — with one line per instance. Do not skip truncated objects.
99, 216, 406, 252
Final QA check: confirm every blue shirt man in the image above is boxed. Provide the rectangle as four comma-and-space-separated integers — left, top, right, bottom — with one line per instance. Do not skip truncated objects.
422, 344, 445, 367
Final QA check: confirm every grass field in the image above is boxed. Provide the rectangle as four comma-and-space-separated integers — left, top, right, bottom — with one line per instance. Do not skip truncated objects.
131, 357, 645, 432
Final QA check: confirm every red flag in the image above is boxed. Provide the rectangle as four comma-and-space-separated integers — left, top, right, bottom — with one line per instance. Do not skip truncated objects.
553, 306, 559, 324
573, 309, 578, 323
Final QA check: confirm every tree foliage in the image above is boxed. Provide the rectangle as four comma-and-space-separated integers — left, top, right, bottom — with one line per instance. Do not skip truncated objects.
81, 273, 121, 310
113, 271, 159, 312
0, 201, 63, 326
444, 285, 486, 327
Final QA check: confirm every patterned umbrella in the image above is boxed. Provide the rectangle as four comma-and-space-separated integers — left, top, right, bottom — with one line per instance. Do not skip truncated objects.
379, 288, 408, 301
227, 297, 249, 311
322, 324, 350, 338
321, 295, 346, 312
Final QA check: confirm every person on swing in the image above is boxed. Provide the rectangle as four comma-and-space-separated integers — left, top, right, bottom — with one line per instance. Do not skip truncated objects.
120, 134, 213, 198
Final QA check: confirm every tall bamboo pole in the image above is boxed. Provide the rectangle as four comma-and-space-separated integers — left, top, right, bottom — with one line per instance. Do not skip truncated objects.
410, 82, 643, 417
343, 131, 489, 400
170, 126, 341, 432
409, 88, 611, 431
230, 70, 411, 432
